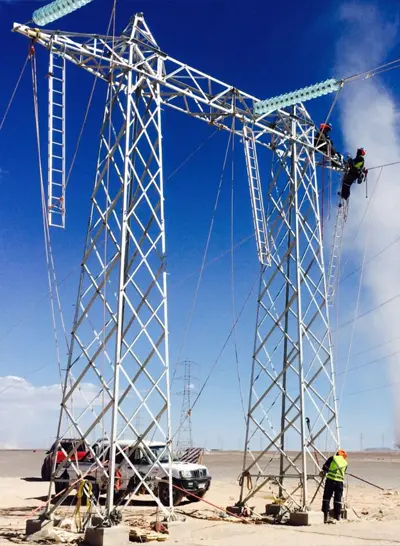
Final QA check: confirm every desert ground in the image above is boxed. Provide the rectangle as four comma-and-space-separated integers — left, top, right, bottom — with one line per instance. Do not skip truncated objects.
0, 450, 400, 544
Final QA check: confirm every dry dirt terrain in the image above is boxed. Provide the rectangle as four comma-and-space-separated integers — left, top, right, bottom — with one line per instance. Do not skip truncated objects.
0, 450, 400, 545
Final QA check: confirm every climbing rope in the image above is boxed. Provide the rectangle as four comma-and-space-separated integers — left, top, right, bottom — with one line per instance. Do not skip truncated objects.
337, 169, 383, 409
74, 480, 93, 532
31, 46, 64, 385
229, 113, 247, 425
166, 129, 219, 182
238, 470, 253, 491
0, 50, 30, 133
171, 268, 261, 444
65, 0, 119, 190
171, 124, 235, 384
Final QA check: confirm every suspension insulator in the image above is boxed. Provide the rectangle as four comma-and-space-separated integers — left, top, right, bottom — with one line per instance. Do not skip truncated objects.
32, 0, 95, 27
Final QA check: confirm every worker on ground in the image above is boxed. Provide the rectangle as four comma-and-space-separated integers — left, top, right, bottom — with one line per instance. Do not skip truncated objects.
320, 449, 348, 523
339, 148, 367, 203
314, 123, 343, 168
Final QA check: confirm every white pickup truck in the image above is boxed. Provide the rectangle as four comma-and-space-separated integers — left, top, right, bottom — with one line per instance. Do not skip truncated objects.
54, 439, 211, 506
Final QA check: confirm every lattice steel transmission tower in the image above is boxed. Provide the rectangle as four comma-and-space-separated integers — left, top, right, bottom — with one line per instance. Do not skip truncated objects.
239, 110, 340, 511
175, 360, 198, 452
14, 10, 340, 522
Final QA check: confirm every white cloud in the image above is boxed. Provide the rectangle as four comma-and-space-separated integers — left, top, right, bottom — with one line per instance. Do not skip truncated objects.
335, 3, 400, 444
0, 376, 103, 449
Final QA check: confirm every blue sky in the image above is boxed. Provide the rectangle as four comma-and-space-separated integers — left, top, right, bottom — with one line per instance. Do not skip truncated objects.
0, 0, 399, 452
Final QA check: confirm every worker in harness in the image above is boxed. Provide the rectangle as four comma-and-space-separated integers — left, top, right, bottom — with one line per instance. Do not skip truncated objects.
314, 123, 343, 168
339, 148, 368, 203
320, 449, 348, 523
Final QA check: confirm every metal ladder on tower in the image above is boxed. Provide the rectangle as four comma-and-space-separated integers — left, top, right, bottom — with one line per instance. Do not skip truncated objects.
326, 202, 347, 306
243, 126, 270, 266
47, 45, 66, 228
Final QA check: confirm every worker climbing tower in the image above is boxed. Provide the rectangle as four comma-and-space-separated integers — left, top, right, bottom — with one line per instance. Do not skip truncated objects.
14, 7, 342, 525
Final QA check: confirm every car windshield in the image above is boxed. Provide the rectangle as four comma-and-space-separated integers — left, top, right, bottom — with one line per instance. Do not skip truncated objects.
150, 446, 179, 463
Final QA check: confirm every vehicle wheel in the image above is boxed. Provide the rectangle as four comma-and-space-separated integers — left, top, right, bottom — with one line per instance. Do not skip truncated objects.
187, 490, 207, 503
158, 483, 184, 507
41, 461, 51, 481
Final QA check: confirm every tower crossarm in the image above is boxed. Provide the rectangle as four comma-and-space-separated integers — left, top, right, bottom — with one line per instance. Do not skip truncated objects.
13, 19, 321, 152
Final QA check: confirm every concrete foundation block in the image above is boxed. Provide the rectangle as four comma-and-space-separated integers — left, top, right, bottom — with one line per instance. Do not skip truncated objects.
26, 518, 53, 536
265, 503, 283, 516
90, 515, 106, 527
84, 525, 130, 546
226, 505, 242, 515
289, 511, 324, 526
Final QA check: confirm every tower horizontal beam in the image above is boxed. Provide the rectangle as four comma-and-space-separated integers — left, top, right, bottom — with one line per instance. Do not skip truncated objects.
13, 22, 325, 154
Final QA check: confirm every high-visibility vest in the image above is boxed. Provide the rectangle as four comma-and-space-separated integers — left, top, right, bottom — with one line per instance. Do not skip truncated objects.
327, 455, 348, 482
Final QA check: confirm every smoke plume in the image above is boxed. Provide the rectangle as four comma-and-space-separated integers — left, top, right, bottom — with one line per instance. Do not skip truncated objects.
335, 3, 400, 446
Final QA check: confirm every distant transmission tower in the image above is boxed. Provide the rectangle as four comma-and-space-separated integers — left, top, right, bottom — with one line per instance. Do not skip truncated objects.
175, 360, 198, 451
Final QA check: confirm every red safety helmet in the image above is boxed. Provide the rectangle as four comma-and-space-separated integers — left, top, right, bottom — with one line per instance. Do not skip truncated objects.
337, 449, 347, 459
357, 147, 366, 156
320, 123, 332, 132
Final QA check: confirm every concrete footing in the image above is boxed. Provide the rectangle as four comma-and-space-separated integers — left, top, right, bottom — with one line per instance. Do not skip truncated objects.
289, 511, 324, 526
84, 525, 130, 546
265, 503, 284, 516
225, 505, 242, 515
26, 518, 53, 536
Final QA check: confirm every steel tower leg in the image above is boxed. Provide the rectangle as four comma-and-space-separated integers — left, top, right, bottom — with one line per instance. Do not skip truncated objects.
46, 16, 173, 519
239, 106, 339, 510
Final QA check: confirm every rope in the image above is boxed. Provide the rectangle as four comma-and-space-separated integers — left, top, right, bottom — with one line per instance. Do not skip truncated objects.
229, 115, 246, 424
0, 360, 55, 396
339, 231, 400, 286
343, 56, 400, 84
238, 470, 253, 491
337, 169, 383, 408
65, 0, 119, 190
166, 129, 219, 182
74, 480, 92, 532
337, 220, 370, 409
171, 126, 234, 384
0, 51, 30, 133
336, 348, 400, 377
336, 290, 400, 332
353, 167, 384, 239
174, 233, 253, 287
367, 160, 400, 171
171, 268, 261, 444
336, 334, 400, 363
31, 49, 64, 385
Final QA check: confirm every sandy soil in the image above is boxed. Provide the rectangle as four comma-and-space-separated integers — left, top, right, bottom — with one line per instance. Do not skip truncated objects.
0, 450, 399, 544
